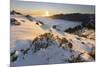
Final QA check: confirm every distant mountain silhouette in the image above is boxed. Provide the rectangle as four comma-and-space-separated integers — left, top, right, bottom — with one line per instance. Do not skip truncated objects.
51, 13, 95, 22
51, 13, 95, 29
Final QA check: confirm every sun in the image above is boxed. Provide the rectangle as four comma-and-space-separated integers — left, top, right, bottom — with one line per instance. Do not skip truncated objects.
45, 11, 49, 16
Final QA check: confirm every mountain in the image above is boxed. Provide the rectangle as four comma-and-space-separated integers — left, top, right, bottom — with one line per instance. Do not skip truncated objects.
10, 10, 23, 15
51, 13, 95, 29
11, 33, 95, 66
51, 13, 95, 22
10, 11, 95, 66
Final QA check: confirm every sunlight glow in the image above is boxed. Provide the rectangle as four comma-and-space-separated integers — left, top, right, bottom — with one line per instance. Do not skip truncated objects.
45, 11, 49, 16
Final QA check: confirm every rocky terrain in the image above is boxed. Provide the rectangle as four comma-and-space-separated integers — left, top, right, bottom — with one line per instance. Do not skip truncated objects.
10, 10, 95, 66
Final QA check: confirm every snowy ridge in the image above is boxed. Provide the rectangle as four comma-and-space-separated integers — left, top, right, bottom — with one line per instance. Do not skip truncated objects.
10, 12, 95, 66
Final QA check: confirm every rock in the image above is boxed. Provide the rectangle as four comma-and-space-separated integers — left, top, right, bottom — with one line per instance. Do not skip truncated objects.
81, 42, 85, 44
10, 10, 23, 15
21, 20, 25, 22
20, 48, 30, 55
10, 50, 16, 56
10, 50, 18, 62
11, 55, 18, 62
52, 25, 56, 29
88, 47, 95, 60
32, 33, 54, 52
25, 15, 34, 21
11, 18, 21, 25
68, 42, 73, 49
36, 21, 44, 26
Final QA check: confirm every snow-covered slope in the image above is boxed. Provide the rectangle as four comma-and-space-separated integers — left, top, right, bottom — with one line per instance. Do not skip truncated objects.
10, 14, 95, 66
36, 17, 82, 31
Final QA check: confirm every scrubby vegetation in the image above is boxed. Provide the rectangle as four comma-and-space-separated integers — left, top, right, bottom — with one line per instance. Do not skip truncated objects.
31, 33, 74, 52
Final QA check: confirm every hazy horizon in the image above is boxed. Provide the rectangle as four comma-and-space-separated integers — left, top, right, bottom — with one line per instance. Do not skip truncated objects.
11, 0, 95, 16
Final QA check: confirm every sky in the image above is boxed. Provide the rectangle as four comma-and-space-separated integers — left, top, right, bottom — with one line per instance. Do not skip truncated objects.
11, 0, 95, 16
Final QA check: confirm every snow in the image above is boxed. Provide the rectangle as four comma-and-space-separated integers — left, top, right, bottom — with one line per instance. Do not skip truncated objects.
36, 17, 82, 32
10, 14, 95, 66
11, 44, 73, 66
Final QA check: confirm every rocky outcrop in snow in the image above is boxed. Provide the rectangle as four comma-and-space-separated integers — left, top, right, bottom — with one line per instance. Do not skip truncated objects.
11, 33, 95, 66
25, 15, 35, 21
10, 10, 23, 16
10, 18, 21, 25
10, 11, 95, 66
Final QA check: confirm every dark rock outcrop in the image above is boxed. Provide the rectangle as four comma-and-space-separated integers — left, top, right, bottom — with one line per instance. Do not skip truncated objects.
36, 21, 44, 26
25, 15, 35, 21
10, 18, 21, 25
31, 33, 73, 52
10, 10, 23, 15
